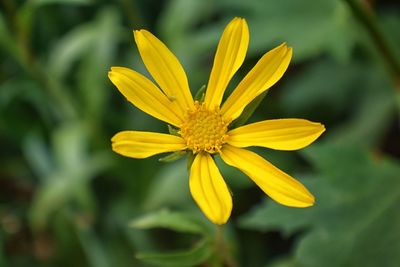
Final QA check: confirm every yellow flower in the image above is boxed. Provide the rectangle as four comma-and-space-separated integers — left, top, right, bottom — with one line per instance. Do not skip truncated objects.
109, 17, 325, 225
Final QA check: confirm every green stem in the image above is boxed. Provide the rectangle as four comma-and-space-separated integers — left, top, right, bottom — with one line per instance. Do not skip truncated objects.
343, 0, 400, 86
121, 0, 145, 27
214, 225, 237, 267
11, 1, 77, 121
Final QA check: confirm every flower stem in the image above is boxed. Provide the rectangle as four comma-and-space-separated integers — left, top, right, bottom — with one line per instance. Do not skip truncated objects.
214, 225, 237, 267
6, 1, 77, 121
343, 0, 400, 86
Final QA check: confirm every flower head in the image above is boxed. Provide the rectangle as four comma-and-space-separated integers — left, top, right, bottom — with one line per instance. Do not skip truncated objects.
109, 17, 325, 224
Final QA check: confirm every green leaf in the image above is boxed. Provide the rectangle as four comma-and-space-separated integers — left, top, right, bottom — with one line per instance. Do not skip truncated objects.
280, 59, 395, 148
194, 85, 206, 102
217, 0, 357, 62
143, 160, 190, 210
76, 7, 122, 122
186, 152, 195, 171
230, 91, 268, 129
279, 60, 361, 116
0, 79, 54, 123
168, 125, 180, 136
130, 209, 206, 235
47, 24, 97, 79
31, 0, 93, 6
23, 133, 54, 181
381, 13, 400, 64
330, 78, 396, 147
157, 0, 220, 87
269, 257, 300, 267
52, 122, 87, 170
16, 0, 93, 54
136, 237, 213, 267
0, 234, 7, 267
159, 151, 187, 163
28, 122, 112, 230
240, 143, 400, 267
76, 224, 110, 267
0, 13, 19, 59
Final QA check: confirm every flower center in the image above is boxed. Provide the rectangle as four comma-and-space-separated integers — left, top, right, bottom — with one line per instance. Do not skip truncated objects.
180, 101, 230, 154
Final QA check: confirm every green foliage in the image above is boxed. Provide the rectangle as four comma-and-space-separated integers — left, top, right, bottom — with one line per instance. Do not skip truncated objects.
230, 91, 268, 129
225, 0, 358, 62
130, 209, 207, 235
240, 144, 400, 267
25, 123, 111, 230
136, 238, 213, 267
1, 0, 400, 266
143, 159, 190, 210
130, 210, 213, 266
32, 0, 93, 5
279, 59, 396, 147
158, 151, 187, 163
194, 84, 206, 102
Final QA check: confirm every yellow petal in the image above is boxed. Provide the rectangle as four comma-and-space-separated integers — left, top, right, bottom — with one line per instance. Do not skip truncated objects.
204, 17, 249, 109
112, 131, 186, 159
220, 145, 314, 207
228, 119, 325, 150
189, 153, 232, 224
109, 67, 183, 127
221, 43, 292, 121
134, 30, 193, 114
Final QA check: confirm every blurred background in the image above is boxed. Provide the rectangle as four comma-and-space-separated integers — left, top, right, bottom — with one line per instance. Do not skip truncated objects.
1, 0, 399, 266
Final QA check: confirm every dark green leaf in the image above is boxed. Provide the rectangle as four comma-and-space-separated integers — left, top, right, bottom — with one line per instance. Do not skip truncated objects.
32, 0, 93, 6
159, 151, 187, 163
240, 144, 400, 267
76, 224, 110, 267
130, 209, 206, 235
136, 237, 213, 267
47, 24, 97, 79
0, 13, 19, 59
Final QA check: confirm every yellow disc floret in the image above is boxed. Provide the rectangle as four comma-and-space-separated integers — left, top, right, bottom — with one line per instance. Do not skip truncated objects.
180, 101, 230, 154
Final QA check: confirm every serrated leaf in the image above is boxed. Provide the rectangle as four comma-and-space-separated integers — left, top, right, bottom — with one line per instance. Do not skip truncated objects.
130, 209, 206, 235
239, 143, 400, 267
136, 237, 213, 267
280, 59, 394, 148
